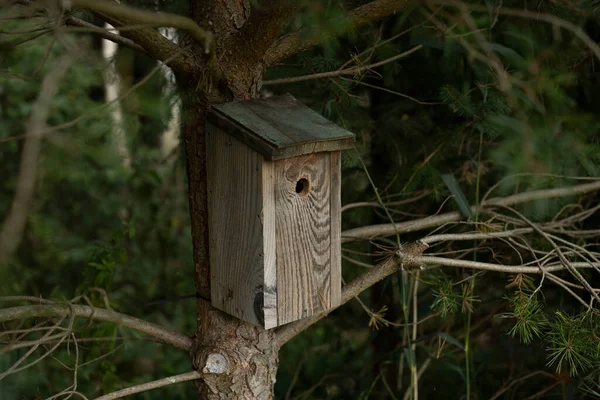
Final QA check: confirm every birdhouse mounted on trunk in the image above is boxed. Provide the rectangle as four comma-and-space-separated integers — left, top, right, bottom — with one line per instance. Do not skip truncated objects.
206, 94, 355, 329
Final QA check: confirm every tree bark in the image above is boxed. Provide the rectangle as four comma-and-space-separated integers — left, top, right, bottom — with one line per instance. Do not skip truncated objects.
175, 1, 415, 397
179, 70, 280, 400
178, 1, 282, 396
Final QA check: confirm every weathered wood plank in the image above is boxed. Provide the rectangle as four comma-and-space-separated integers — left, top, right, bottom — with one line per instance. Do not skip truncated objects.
209, 94, 355, 160
329, 151, 342, 308
275, 153, 331, 325
207, 125, 266, 327
262, 160, 278, 329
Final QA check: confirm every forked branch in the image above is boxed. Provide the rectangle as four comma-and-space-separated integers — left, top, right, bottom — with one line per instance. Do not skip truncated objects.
69, 0, 212, 53
275, 179, 600, 347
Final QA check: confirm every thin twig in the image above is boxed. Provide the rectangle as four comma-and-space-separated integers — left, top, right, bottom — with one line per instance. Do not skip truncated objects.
93, 371, 202, 400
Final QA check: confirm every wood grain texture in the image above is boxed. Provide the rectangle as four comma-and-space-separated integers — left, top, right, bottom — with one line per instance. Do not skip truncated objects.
208, 94, 355, 160
262, 160, 278, 329
275, 153, 332, 325
329, 151, 342, 308
207, 124, 266, 327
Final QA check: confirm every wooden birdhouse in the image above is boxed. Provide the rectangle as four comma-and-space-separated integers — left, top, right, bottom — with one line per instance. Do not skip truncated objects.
206, 94, 355, 329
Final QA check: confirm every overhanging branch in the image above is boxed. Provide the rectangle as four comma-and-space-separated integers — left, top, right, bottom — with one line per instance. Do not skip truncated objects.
342, 180, 600, 243
94, 371, 202, 400
68, 0, 203, 75
232, 1, 300, 66
275, 179, 600, 347
264, 0, 412, 66
65, 16, 146, 54
0, 303, 192, 350
70, 0, 212, 53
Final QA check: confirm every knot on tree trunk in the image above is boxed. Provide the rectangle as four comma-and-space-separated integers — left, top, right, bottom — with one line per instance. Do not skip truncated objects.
395, 240, 429, 270
192, 314, 279, 399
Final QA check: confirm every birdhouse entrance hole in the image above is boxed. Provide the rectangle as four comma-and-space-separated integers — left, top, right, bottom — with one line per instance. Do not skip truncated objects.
295, 178, 310, 196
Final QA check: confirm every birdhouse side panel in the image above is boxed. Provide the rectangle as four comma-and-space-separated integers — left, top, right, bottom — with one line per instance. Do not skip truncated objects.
207, 125, 270, 327
274, 152, 333, 325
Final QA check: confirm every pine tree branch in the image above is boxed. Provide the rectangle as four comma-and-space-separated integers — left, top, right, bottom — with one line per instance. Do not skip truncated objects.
93, 371, 202, 400
275, 180, 600, 347
70, 0, 212, 53
274, 247, 599, 347
69, 0, 203, 75
65, 16, 146, 54
274, 241, 429, 348
0, 303, 192, 350
342, 180, 600, 243
231, 1, 300, 66
263, 0, 412, 66
263, 44, 422, 85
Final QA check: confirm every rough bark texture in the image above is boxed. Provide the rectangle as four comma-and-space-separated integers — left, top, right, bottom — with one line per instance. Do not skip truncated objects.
179, 2, 286, 398
180, 76, 280, 400
173, 1, 412, 398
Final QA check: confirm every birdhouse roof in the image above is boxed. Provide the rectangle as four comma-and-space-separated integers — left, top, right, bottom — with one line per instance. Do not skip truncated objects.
208, 94, 355, 160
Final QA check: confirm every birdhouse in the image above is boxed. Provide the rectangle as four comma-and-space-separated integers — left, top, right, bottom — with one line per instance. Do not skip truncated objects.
206, 94, 355, 329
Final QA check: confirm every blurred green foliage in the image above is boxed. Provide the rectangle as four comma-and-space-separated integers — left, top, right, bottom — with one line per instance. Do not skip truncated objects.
1, 0, 600, 399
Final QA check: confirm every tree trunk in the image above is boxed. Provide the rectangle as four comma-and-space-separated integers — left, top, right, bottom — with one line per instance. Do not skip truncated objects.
179, 71, 278, 399
175, 0, 294, 396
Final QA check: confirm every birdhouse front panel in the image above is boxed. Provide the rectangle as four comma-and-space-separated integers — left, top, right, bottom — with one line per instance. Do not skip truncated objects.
207, 127, 271, 328
206, 94, 353, 329
273, 152, 341, 326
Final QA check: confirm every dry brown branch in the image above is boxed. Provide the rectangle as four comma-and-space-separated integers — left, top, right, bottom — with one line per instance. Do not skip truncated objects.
0, 50, 77, 265
263, 45, 422, 85
277, 179, 600, 346
69, 0, 212, 53
0, 302, 192, 350
416, 256, 598, 275
494, 205, 600, 303
0, 313, 72, 379
341, 180, 600, 243
93, 371, 202, 400
274, 241, 429, 347
231, 1, 300, 67
264, 0, 412, 66
61, 0, 196, 75
341, 77, 443, 105
65, 16, 146, 54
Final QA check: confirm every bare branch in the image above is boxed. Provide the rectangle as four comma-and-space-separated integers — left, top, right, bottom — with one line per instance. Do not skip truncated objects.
264, 0, 412, 66
415, 256, 598, 274
342, 180, 600, 243
275, 236, 599, 347
69, 0, 212, 53
0, 303, 192, 350
73, 1, 198, 75
65, 16, 146, 54
275, 181, 600, 346
232, 1, 300, 66
263, 45, 422, 85
93, 371, 201, 400
274, 240, 429, 347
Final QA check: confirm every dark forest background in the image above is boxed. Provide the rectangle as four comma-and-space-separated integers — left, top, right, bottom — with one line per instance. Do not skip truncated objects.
2, 0, 600, 398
